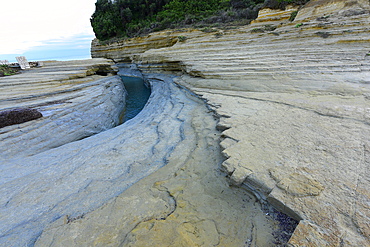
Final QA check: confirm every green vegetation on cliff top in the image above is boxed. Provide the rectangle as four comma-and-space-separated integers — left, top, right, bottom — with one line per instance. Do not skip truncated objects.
91, 0, 309, 41
0, 65, 18, 77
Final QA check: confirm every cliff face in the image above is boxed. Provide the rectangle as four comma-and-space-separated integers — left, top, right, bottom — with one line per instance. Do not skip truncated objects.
90, 0, 370, 246
91, 29, 204, 63
296, 0, 370, 21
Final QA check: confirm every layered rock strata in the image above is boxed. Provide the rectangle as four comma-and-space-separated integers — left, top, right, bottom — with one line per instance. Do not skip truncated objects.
35, 73, 291, 247
0, 59, 123, 161
0, 66, 286, 246
91, 0, 370, 246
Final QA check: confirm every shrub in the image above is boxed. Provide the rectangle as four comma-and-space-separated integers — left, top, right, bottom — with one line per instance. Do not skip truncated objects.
0, 65, 17, 77
214, 32, 224, 38
90, 0, 122, 40
91, 0, 265, 41
251, 24, 277, 33
295, 23, 303, 28
264, 0, 310, 10
289, 10, 298, 21
178, 36, 187, 42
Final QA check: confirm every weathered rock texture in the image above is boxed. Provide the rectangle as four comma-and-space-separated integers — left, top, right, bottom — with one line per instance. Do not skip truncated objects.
35, 74, 289, 247
91, 33, 181, 62
0, 66, 285, 246
0, 59, 124, 161
91, 0, 370, 246
295, 0, 370, 22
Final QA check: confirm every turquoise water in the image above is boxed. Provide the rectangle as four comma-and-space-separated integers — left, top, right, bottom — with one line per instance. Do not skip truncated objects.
120, 76, 151, 122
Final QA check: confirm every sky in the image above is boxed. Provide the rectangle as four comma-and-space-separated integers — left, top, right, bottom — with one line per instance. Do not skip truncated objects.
0, 0, 97, 62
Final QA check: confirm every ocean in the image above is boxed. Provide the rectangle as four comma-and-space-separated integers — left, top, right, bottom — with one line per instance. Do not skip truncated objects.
2, 34, 95, 63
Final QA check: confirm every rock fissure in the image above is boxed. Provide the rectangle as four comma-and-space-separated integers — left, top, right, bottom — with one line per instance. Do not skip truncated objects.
119, 186, 178, 246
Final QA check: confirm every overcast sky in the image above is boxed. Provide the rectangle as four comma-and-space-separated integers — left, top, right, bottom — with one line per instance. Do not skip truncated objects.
0, 0, 97, 61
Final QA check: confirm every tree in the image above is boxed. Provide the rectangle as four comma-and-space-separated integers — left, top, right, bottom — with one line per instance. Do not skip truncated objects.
91, 0, 283, 40
264, 0, 310, 10
91, 0, 121, 40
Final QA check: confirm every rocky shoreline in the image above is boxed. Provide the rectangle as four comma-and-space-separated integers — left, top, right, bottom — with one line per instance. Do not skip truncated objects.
90, 0, 370, 246
35, 72, 295, 247
0, 59, 124, 161
1, 0, 369, 246
0, 60, 294, 246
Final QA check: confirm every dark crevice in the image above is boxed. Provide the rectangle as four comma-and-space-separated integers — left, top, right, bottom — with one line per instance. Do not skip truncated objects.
96, 71, 108, 76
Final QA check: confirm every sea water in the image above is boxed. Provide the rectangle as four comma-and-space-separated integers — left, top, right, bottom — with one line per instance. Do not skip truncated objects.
120, 76, 151, 122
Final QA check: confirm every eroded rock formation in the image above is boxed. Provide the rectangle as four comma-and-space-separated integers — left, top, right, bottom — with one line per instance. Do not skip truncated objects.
35, 74, 290, 247
0, 58, 290, 246
90, 0, 370, 246
0, 59, 124, 161
1, 0, 369, 246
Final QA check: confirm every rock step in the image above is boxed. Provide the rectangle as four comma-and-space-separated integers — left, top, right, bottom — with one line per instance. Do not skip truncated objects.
191, 70, 369, 79
147, 47, 367, 63
155, 45, 367, 59
187, 61, 368, 68
0, 78, 108, 112
0, 76, 125, 160
184, 61, 369, 69
0, 77, 100, 100
157, 39, 367, 50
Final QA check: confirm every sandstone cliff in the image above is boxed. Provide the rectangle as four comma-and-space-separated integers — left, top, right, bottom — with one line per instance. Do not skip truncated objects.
90, 0, 370, 246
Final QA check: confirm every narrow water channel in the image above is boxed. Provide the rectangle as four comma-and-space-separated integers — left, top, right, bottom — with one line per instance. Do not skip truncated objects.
120, 76, 151, 122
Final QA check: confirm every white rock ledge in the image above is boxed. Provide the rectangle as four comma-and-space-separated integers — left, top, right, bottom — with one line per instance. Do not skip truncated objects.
0, 73, 180, 245
0, 59, 124, 161
34, 72, 289, 247
0, 61, 291, 246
